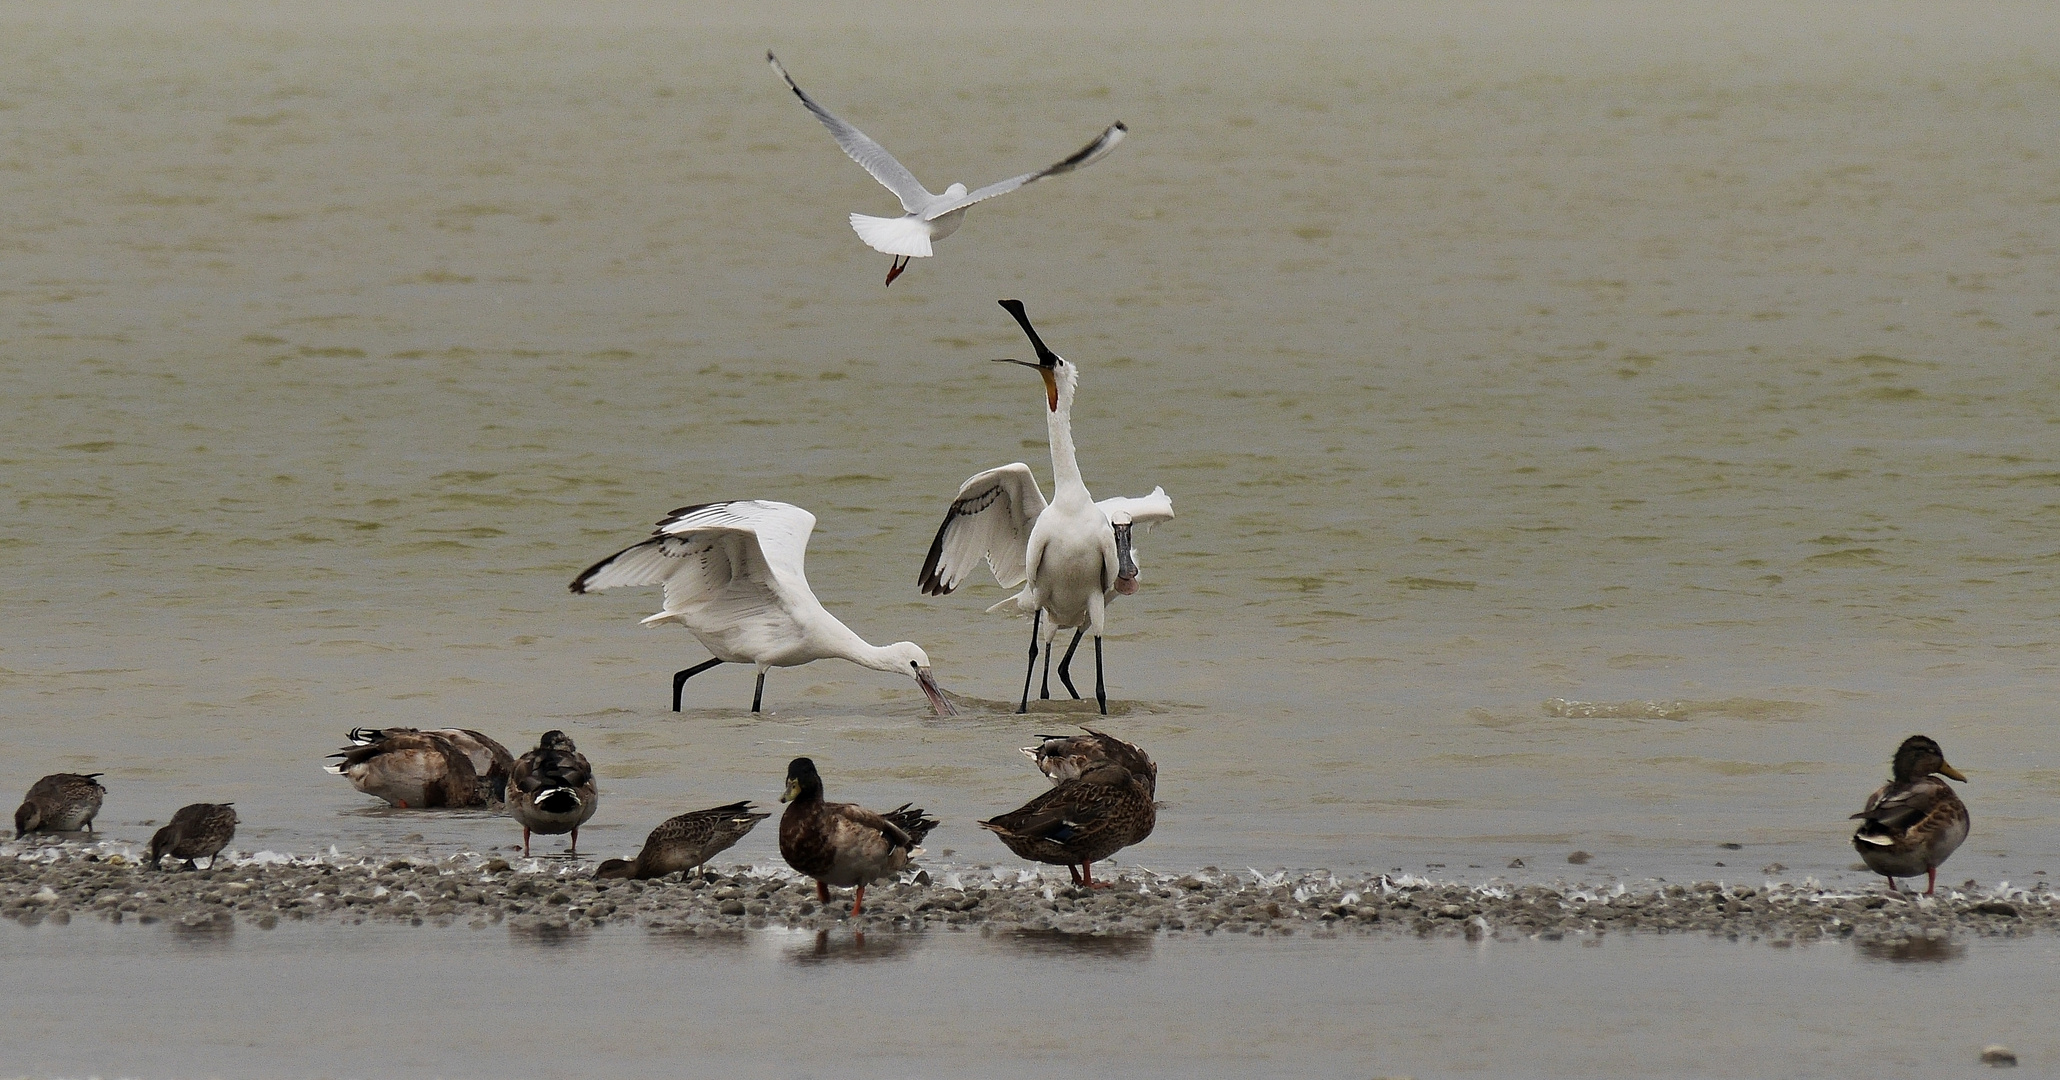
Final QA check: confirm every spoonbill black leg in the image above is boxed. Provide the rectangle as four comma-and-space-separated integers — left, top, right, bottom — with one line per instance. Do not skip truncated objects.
1093, 636, 1106, 715
1054, 627, 1086, 700
672, 658, 725, 712
1039, 642, 1054, 700
1018, 610, 1043, 714
752, 671, 767, 712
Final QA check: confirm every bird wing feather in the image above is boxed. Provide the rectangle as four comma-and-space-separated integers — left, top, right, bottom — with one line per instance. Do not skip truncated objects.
919, 463, 1047, 595
768, 52, 934, 214
925, 122, 1127, 219
1095, 486, 1174, 531
572, 501, 819, 652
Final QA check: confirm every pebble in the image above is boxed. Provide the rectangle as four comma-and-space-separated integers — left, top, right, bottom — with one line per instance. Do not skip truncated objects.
1981, 1045, 2017, 1067
2, 850, 2054, 947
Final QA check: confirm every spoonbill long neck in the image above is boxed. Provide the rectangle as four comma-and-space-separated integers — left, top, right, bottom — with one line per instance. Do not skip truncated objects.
1045, 367, 1087, 497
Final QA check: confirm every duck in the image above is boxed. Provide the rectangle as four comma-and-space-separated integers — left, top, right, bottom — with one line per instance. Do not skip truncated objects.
15, 772, 106, 837
146, 803, 239, 871
508, 730, 599, 858
981, 737, 1156, 889
594, 801, 770, 880
326, 728, 511, 809
1851, 734, 1970, 895
778, 757, 937, 916
1021, 729, 1156, 785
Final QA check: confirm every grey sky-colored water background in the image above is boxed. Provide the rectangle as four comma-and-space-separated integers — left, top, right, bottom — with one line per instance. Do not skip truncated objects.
4, 1, 2059, 1075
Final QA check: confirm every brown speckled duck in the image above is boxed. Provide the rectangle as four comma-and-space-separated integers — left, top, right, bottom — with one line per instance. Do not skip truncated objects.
983, 734, 1156, 889
146, 803, 239, 871
778, 758, 936, 916
594, 802, 770, 880
508, 730, 598, 857
326, 728, 507, 809
1021, 728, 1155, 785
1851, 734, 1969, 895
15, 773, 106, 837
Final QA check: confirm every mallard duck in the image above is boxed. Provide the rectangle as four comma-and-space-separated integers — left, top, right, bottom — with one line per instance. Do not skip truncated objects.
146, 803, 238, 870
778, 757, 937, 916
1852, 734, 1969, 895
15, 772, 106, 837
508, 730, 598, 857
982, 737, 1156, 888
594, 801, 770, 880
326, 729, 488, 809
1021, 728, 1156, 785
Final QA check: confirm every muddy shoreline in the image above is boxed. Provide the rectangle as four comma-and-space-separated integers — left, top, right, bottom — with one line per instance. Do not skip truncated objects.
4, 844, 2049, 952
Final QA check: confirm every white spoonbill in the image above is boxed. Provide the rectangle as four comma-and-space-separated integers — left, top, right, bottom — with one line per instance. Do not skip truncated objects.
767, 51, 1127, 286
918, 299, 1173, 713
572, 500, 955, 716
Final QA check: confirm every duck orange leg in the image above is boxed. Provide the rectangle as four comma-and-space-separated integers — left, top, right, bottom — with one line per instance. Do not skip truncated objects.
568, 826, 579, 855
1081, 861, 1114, 890
523, 827, 532, 859
850, 884, 867, 916
1925, 867, 1938, 896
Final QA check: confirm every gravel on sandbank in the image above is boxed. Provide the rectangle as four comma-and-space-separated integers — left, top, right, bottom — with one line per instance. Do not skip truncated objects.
3, 841, 2050, 951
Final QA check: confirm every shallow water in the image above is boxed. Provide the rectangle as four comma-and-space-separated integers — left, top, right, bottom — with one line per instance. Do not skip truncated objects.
2, 920, 2053, 1079
4, 1, 2060, 893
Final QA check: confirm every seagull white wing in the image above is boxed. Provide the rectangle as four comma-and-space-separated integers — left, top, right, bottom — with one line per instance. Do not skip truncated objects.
1095, 486, 1173, 533
768, 52, 934, 214
923, 122, 1127, 220
570, 500, 817, 638
918, 463, 1048, 595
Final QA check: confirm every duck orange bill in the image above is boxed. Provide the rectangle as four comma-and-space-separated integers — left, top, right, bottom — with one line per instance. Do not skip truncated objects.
1938, 762, 1968, 781
917, 669, 956, 717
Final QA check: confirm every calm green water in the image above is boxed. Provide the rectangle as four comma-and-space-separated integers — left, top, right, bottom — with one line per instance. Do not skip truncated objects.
2, 1, 2058, 891
2, 920, 2054, 1079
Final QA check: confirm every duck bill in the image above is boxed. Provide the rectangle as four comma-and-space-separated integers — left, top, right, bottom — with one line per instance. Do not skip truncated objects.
1938, 762, 1968, 782
779, 777, 801, 803
916, 668, 956, 717
1112, 523, 1140, 596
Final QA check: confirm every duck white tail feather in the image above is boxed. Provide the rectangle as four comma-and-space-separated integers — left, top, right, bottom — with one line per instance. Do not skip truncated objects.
849, 213, 933, 258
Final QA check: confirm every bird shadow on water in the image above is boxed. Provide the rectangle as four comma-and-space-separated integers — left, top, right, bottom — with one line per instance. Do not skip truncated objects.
988, 929, 1155, 961
1855, 936, 1966, 964
782, 928, 921, 966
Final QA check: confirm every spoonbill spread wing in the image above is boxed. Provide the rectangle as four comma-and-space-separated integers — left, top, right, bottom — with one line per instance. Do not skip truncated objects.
918, 462, 1049, 596
1095, 486, 1174, 531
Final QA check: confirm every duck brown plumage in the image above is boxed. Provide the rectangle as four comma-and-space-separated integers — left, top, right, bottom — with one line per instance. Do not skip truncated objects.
1851, 734, 1969, 895
594, 801, 769, 880
508, 730, 598, 857
1021, 728, 1156, 786
983, 734, 1156, 888
15, 773, 107, 837
777, 757, 936, 916
146, 803, 239, 871
327, 729, 491, 809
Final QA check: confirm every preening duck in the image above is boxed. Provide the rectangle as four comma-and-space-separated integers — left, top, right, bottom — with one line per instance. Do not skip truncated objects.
326, 727, 513, 809
981, 735, 1157, 888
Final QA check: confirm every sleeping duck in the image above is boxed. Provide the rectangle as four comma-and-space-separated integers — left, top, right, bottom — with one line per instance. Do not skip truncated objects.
508, 730, 599, 857
1851, 734, 1969, 895
778, 757, 937, 916
146, 803, 239, 871
326, 728, 493, 809
983, 735, 1156, 888
595, 801, 770, 880
15, 772, 106, 837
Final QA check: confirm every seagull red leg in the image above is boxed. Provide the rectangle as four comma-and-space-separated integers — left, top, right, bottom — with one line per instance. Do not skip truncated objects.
884, 255, 909, 286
